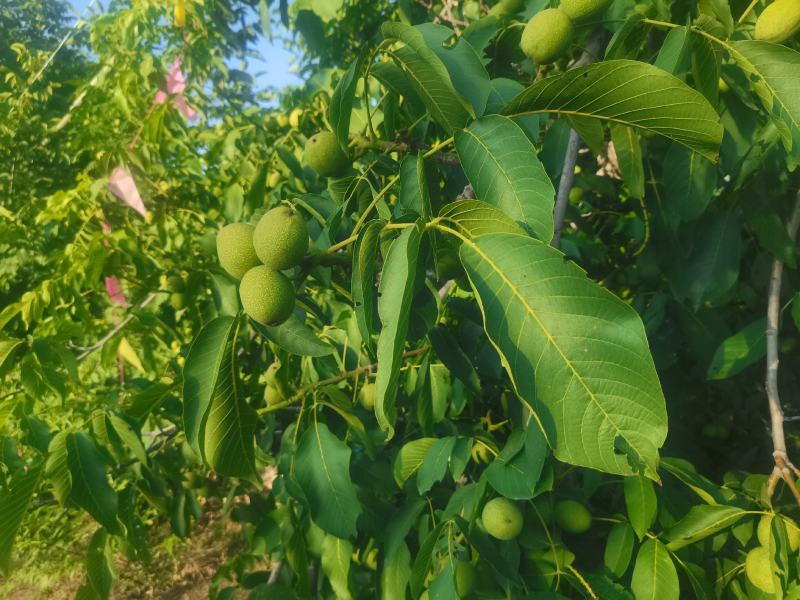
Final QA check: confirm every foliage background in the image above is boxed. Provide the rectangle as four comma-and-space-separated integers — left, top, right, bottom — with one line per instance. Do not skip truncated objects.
2, 0, 800, 598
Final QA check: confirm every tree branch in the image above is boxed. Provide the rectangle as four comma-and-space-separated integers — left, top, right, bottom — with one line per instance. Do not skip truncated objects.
551, 31, 606, 249
259, 346, 430, 413
766, 190, 800, 502
76, 292, 158, 360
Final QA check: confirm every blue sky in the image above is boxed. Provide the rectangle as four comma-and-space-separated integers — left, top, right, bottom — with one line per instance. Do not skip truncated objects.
66, 0, 303, 91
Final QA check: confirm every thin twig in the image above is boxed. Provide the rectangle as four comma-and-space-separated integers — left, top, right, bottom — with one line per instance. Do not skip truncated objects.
260, 346, 430, 413
77, 292, 157, 360
551, 31, 606, 249
766, 190, 800, 503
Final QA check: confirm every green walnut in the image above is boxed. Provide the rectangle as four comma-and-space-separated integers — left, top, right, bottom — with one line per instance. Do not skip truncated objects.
239, 265, 295, 326
755, 0, 800, 43
216, 223, 261, 280
455, 560, 476, 598
265, 361, 280, 387
554, 500, 592, 533
167, 274, 186, 292
463, 0, 481, 19
170, 292, 186, 310
304, 131, 350, 177
520, 8, 574, 65
358, 382, 376, 410
559, 0, 612, 21
482, 497, 523, 540
745, 546, 775, 593
253, 205, 309, 270
264, 384, 284, 406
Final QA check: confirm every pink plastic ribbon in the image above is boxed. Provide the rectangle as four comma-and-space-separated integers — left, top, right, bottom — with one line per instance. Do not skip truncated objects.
104, 276, 128, 308
108, 167, 146, 217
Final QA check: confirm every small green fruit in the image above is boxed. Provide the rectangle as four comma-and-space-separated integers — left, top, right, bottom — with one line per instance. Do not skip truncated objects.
559, 0, 612, 21
568, 187, 584, 203
170, 292, 186, 310
755, 0, 800, 43
216, 223, 260, 280
253, 206, 309, 270
455, 560, 476, 597
745, 546, 775, 593
554, 500, 592, 533
359, 382, 376, 410
239, 265, 295, 326
482, 497, 524, 540
265, 362, 280, 388
264, 384, 284, 405
520, 9, 574, 65
167, 274, 186, 292
463, 0, 481, 19
304, 131, 350, 177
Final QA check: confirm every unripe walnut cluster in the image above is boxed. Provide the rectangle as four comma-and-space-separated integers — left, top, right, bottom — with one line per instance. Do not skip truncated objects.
216, 205, 309, 326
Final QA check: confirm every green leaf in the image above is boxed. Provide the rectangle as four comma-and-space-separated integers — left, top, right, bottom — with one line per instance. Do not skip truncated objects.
427, 327, 480, 394
317, 386, 376, 458
321, 534, 353, 600
662, 143, 717, 223
665, 504, 746, 550
184, 316, 256, 478
330, 54, 364, 152
417, 436, 456, 494
437, 200, 525, 239
381, 22, 474, 134
66, 432, 120, 534
668, 211, 741, 310
660, 457, 726, 505
410, 521, 446, 597
295, 422, 361, 539
604, 522, 636, 578
394, 437, 437, 488
624, 475, 657, 539
107, 414, 147, 465
0, 337, 23, 376
691, 35, 721, 106
654, 26, 691, 74
75, 529, 115, 600
749, 212, 798, 268
504, 60, 723, 161
417, 23, 491, 115
352, 220, 385, 352
729, 41, 800, 156
793, 293, 800, 330
610, 124, 645, 199
605, 13, 648, 60
397, 154, 431, 220
253, 314, 334, 357
455, 232, 667, 477
45, 431, 71, 504
631, 539, 679, 600
455, 115, 555, 241
375, 223, 423, 438
381, 500, 426, 600
485, 424, 547, 500
706, 318, 767, 380
183, 316, 237, 455
0, 460, 43, 575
